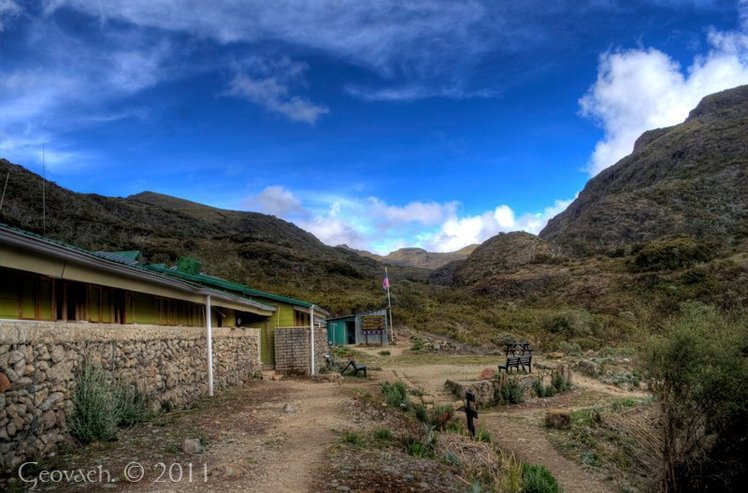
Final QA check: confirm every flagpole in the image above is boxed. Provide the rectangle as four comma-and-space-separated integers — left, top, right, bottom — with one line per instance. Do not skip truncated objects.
385, 266, 394, 342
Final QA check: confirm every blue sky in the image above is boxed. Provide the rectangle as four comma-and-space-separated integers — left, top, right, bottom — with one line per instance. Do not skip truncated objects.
1, 1, 747, 253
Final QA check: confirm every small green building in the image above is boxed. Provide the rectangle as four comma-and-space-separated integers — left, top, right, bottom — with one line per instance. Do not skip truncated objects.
144, 263, 328, 366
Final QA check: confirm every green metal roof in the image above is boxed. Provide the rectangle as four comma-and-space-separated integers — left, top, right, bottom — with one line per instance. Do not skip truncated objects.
143, 263, 316, 308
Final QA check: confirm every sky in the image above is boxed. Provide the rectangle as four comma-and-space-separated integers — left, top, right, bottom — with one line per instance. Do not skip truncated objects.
1, 1, 747, 254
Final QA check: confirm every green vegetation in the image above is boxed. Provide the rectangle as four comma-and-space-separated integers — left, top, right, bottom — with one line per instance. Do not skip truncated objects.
629, 236, 718, 272
522, 464, 561, 493
341, 431, 363, 445
379, 381, 409, 409
642, 302, 748, 492
496, 376, 524, 405
372, 428, 393, 441
69, 359, 151, 443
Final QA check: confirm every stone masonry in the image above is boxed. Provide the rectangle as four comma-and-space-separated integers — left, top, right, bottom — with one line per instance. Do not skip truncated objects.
0, 320, 260, 472
274, 326, 328, 375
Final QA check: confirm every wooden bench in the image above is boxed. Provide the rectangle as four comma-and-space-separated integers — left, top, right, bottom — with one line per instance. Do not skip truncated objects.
341, 359, 367, 378
498, 354, 532, 373
325, 354, 367, 377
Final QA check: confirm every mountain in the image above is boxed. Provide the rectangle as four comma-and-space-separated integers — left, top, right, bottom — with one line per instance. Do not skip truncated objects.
540, 85, 748, 255
339, 245, 478, 270
429, 232, 554, 285
371, 245, 478, 270
0, 159, 427, 312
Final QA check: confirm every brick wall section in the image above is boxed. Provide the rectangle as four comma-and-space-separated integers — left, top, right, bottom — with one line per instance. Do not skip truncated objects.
274, 326, 329, 375
0, 320, 260, 472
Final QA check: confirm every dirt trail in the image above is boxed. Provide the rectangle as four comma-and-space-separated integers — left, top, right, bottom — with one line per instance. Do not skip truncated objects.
248, 380, 349, 493
377, 357, 644, 493
116, 378, 350, 493
482, 411, 614, 493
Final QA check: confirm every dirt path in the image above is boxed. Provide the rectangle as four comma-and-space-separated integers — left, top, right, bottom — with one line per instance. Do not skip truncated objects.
247, 379, 349, 493
373, 355, 645, 493
482, 409, 613, 493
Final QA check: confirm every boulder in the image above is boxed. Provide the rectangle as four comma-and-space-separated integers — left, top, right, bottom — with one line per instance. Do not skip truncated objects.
182, 438, 203, 454
545, 409, 571, 429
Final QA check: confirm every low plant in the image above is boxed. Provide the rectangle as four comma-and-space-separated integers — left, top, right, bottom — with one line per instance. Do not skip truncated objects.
499, 450, 523, 493
522, 464, 561, 493
413, 403, 428, 423
115, 381, 150, 427
380, 381, 410, 409
341, 431, 363, 445
551, 372, 572, 393
69, 360, 119, 443
497, 377, 524, 405
373, 428, 393, 441
475, 428, 492, 443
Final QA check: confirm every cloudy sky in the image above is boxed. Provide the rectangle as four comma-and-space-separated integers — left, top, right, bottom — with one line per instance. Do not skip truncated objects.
1, 1, 747, 254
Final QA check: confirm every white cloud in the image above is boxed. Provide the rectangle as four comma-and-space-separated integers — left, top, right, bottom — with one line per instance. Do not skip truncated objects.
581, 14, 748, 175
241, 185, 573, 254
246, 185, 304, 217
0, 21, 174, 170
226, 58, 328, 124
0, 0, 20, 31
425, 198, 573, 252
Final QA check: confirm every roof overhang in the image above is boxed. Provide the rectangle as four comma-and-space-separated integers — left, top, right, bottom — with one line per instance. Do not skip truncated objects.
0, 226, 276, 316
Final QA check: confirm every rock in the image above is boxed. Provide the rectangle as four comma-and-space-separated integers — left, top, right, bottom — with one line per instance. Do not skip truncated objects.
8, 350, 24, 366
312, 373, 342, 383
420, 395, 434, 405
271, 372, 283, 381
576, 359, 601, 377
182, 438, 203, 454
0, 373, 10, 393
546, 352, 564, 359
545, 409, 571, 429
50, 346, 65, 363
281, 403, 298, 415
479, 368, 497, 380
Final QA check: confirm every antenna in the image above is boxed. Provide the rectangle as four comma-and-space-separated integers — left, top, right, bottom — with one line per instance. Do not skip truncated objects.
42, 144, 47, 235
0, 170, 9, 214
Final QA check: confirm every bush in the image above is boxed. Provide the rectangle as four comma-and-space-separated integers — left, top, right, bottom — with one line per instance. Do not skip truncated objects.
551, 372, 571, 393
373, 428, 393, 441
497, 377, 524, 405
413, 403, 428, 422
69, 360, 120, 443
522, 464, 560, 493
630, 236, 717, 272
116, 381, 150, 427
547, 309, 593, 338
642, 302, 748, 492
380, 381, 409, 409
341, 431, 363, 445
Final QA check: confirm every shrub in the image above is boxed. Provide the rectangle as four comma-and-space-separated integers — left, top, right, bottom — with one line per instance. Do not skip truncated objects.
373, 428, 393, 441
497, 377, 524, 405
413, 403, 428, 423
557, 341, 581, 355
642, 302, 748, 492
115, 381, 150, 427
69, 360, 119, 443
532, 378, 548, 398
547, 309, 593, 338
341, 431, 363, 445
630, 236, 717, 272
380, 381, 409, 409
475, 428, 492, 443
551, 372, 571, 393
522, 464, 560, 493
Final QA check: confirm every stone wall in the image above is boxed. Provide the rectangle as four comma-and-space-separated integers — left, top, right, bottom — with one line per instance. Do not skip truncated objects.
274, 326, 328, 374
0, 320, 260, 472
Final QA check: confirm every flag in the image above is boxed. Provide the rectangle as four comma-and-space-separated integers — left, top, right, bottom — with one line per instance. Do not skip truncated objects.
382, 275, 390, 290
